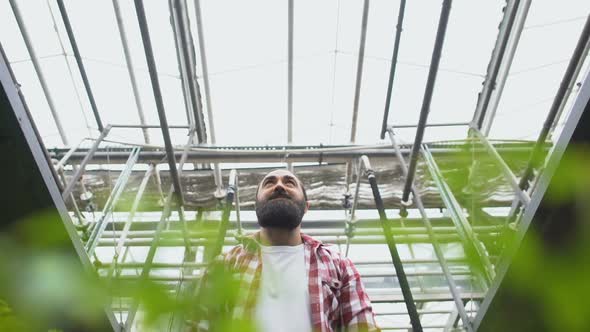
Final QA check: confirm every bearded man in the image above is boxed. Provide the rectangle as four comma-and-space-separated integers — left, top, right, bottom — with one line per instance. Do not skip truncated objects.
216, 169, 379, 332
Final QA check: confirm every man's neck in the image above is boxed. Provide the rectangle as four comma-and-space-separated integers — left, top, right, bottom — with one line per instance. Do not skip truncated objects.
259, 227, 302, 246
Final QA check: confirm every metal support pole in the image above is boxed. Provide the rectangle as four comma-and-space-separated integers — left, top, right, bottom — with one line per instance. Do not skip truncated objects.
228, 169, 243, 236
471, 0, 521, 130
135, 0, 184, 206
171, 0, 207, 143
391, 122, 469, 129
388, 128, 474, 332
503, 15, 590, 228
287, 0, 294, 145
359, 155, 422, 332
124, 133, 194, 330
209, 177, 237, 260
111, 165, 154, 267
85, 147, 141, 256
56, 0, 104, 132
9, 0, 69, 145
169, 0, 196, 129
422, 144, 495, 286
287, 0, 294, 172
401, 0, 452, 203
380, 0, 406, 139
470, 127, 531, 206
193, 0, 224, 194
518, 14, 590, 192
350, 0, 370, 143
112, 0, 150, 144
481, 0, 531, 135
61, 125, 112, 200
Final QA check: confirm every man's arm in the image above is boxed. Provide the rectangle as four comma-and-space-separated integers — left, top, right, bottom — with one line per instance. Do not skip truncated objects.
339, 257, 380, 332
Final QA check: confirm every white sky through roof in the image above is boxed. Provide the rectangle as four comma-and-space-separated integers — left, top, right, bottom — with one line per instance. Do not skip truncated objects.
1, 0, 589, 149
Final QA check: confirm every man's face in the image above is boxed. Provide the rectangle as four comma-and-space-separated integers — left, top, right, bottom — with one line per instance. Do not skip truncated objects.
255, 169, 309, 230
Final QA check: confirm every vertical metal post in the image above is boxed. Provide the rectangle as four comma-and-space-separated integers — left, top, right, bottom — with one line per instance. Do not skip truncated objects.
359, 155, 422, 332
287, 0, 294, 172
169, 0, 196, 129
193, 0, 224, 193
134, 0, 184, 206
171, 0, 207, 143
9, 0, 69, 145
388, 129, 474, 332
112, 0, 151, 144
380, 0, 406, 139
350, 0, 370, 144
401, 0, 452, 203
61, 125, 112, 200
124, 134, 194, 330
56, 0, 104, 132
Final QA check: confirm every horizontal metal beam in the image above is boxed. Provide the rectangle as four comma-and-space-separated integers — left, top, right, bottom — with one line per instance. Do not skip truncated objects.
51, 143, 540, 165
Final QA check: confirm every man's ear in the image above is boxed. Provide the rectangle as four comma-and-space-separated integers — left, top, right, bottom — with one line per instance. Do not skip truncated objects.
304, 201, 310, 213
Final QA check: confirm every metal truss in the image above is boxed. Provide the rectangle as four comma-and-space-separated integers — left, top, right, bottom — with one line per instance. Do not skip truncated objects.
4, 0, 590, 330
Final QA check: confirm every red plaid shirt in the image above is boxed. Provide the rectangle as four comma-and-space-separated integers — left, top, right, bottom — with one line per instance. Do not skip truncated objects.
224, 232, 379, 332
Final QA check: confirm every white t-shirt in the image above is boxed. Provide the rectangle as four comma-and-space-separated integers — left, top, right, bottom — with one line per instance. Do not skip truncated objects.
254, 243, 313, 332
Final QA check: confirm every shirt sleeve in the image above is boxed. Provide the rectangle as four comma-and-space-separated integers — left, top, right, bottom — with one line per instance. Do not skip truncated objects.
339, 257, 381, 332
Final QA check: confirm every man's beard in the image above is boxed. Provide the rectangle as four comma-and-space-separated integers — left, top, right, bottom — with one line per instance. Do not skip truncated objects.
255, 192, 306, 230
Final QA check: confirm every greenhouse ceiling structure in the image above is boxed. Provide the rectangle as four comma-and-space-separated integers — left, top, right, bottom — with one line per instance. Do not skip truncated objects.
1, 0, 590, 331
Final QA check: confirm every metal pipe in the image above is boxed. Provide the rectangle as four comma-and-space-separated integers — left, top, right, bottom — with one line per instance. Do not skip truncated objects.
193, 0, 224, 193
134, 0, 184, 206
518, 14, 590, 192
55, 138, 87, 170
472, 0, 521, 130
194, 0, 215, 142
53, 143, 541, 164
56, 0, 104, 132
387, 129, 474, 332
85, 147, 141, 256
287, 0, 294, 145
548, 31, 590, 138
391, 122, 469, 129
98, 233, 499, 247
482, 0, 531, 136
112, 0, 150, 144
359, 155, 422, 332
61, 125, 111, 200
113, 165, 154, 259
91, 225, 503, 239
123, 128, 194, 330
380, 0, 406, 139
228, 169, 243, 236
110, 124, 190, 129
470, 127, 531, 206
98, 257, 479, 269
422, 145, 495, 286
209, 177, 237, 260
350, 0, 370, 143
9, 0, 69, 145
401, 0, 452, 203
172, 0, 206, 143
169, 0, 196, 129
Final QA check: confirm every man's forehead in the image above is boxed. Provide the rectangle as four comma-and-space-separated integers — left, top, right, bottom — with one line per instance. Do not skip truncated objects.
262, 169, 298, 181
